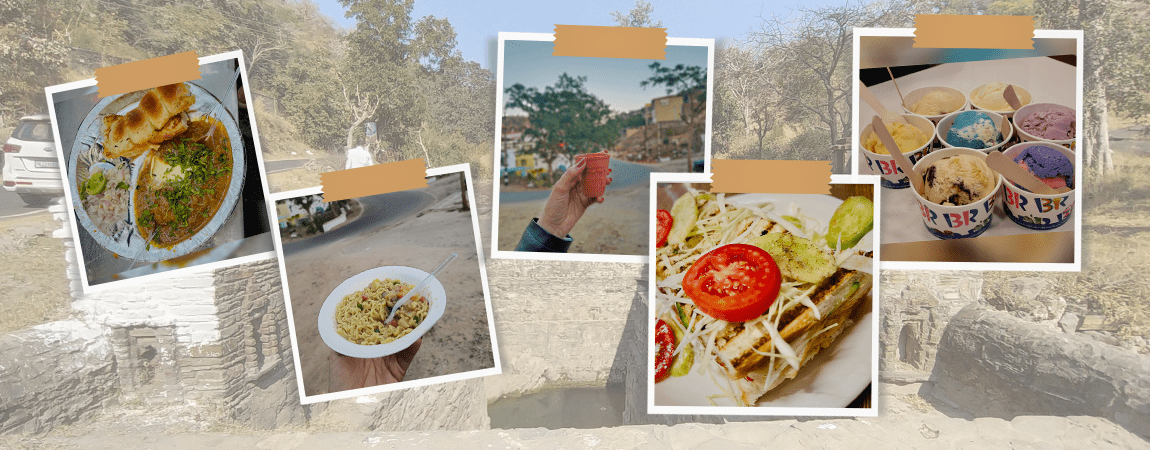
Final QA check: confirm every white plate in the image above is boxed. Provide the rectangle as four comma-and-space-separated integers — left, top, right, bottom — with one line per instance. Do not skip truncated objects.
653, 193, 874, 407
318, 266, 447, 358
67, 81, 246, 262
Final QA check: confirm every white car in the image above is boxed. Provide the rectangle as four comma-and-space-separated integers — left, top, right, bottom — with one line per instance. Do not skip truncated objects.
2, 114, 63, 206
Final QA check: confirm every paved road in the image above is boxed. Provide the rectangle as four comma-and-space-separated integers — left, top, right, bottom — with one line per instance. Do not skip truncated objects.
0, 190, 58, 219
264, 158, 309, 173
499, 159, 659, 203
280, 189, 435, 255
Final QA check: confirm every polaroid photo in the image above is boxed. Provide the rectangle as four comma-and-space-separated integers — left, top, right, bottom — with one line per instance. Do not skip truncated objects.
273, 164, 499, 404
45, 50, 276, 291
491, 32, 714, 263
853, 29, 1083, 271
648, 172, 879, 416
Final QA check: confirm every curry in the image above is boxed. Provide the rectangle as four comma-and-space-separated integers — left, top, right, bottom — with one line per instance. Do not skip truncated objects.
134, 116, 232, 248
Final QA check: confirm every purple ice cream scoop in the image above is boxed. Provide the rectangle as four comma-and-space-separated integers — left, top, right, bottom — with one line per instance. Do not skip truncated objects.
1013, 145, 1074, 190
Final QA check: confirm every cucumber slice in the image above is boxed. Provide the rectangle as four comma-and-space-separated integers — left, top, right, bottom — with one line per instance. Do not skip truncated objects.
668, 315, 694, 377
750, 232, 837, 284
825, 196, 874, 250
667, 193, 698, 246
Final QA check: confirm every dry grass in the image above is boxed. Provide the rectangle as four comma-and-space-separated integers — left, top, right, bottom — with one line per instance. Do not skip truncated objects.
0, 213, 72, 334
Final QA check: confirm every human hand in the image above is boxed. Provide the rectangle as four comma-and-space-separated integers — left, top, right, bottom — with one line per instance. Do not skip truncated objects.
537, 159, 613, 238
330, 338, 422, 391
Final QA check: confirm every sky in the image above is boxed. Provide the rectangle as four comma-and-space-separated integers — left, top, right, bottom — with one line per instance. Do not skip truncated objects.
309, 0, 849, 69
500, 39, 709, 114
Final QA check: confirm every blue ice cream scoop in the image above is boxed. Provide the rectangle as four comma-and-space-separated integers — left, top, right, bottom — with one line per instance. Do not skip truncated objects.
945, 111, 1003, 149
1013, 145, 1074, 190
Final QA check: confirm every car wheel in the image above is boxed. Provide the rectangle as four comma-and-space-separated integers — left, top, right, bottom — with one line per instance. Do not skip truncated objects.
18, 193, 54, 207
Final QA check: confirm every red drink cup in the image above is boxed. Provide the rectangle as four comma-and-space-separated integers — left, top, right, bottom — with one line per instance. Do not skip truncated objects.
576, 152, 610, 198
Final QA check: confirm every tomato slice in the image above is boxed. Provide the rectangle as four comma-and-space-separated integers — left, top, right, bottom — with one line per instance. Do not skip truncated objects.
682, 243, 782, 323
654, 318, 675, 383
655, 209, 673, 248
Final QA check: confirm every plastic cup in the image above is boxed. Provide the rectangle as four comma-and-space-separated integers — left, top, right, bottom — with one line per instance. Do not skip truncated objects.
1000, 142, 1075, 230
969, 83, 1032, 118
1013, 103, 1076, 149
911, 148, 1002, 240
938, 110, 1013, 153
575, 152, 610, 198
858, 114, 935, 189
901, 86, 969, 122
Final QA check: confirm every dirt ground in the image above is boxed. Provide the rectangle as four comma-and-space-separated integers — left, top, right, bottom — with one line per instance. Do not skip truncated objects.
281, 176, 495, 397
496, 183, 649, 256
0, 210, 73, 334
494, 158, 690, 256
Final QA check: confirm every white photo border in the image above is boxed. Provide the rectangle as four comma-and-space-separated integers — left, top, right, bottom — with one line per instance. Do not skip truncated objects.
851, 28, 1084, 272
646, 172, 881, 417
44, 50, 277, 293
270, 163, 501, 405
489, 32, 715, 264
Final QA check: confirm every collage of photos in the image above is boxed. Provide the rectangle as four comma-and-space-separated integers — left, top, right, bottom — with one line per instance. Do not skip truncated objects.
855, 30, 1081, 268
491, 33, 713, 261
12, 3, 1145, 446
47, 52, 275, 290
648, 175, 878, 414
272, 165, 498, 403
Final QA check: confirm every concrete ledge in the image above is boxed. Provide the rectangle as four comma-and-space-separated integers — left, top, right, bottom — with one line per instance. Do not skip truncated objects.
0, 320, 117, 434
933, 303, 1150, 438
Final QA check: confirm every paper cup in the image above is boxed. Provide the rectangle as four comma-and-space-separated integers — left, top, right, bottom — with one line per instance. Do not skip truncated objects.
1013, 103, 1076, 149
901, 86, 969, 122
575, 152, 610, 198
1000, 143, 1075, 230
969, 83, 1032, 118
938, 110, 1013, 153
911, 148, 1002, 240
859, 114, 934, 189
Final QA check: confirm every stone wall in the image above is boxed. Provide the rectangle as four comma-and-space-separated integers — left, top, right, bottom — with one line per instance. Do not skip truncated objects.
880, 271, 982, 377
483, 259, 642, 401
0, 320, 117, 434
214, 259, 310, 429
933, 303, 1150, 437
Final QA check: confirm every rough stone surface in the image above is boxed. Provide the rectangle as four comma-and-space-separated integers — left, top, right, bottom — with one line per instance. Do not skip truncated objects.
0, 414, 1146, 450
982, 276, 1067, 328
1060, 312, 1080, 334
483, 258, 641, 400
0, 320, 117, 434
933, 303, 1150, 438
879, 271, 982, 374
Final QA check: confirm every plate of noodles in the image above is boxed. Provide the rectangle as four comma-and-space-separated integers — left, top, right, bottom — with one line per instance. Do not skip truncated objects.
317, 266, 447, 358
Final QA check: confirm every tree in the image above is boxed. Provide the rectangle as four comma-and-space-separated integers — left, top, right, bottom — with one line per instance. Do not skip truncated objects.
339, 0, 461, 162
611, 0, 664, 28
641, 62, 708, 170
504, 73, 615, 181
289, 195, 322, 234
745, 2, 910, 161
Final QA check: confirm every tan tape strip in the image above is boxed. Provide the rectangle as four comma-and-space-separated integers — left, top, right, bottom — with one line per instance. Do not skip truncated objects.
881, 230, 1073, 263
320, 158, 429, 202
710, 160, 831, 194
94, 51, 202, 98
552, 25, 667, 59
914, 15, 1035, 49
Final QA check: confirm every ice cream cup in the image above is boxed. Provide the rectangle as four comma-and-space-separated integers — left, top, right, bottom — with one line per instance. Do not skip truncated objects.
1000, 143, 1075, 230
911, 148, 1002, 240
575, 152, 610, 198
859, 114, 935, 189
901, 86, 969, 122
1014, 103, 1076, 149
937, 110, 1013, 153
969, 83, 1032, 118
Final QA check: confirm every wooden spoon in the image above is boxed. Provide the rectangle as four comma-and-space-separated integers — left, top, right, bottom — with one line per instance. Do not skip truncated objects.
871, 115, 923, 193
1003, 84, 1023, 111
887, 67, 909, 110
859, 80, 907, 125
985, 151, 1069, 195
